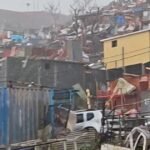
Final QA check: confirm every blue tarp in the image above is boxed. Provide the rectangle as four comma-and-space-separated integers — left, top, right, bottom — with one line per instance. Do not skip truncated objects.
115, 15, 126, 26
10, 35, 24, 43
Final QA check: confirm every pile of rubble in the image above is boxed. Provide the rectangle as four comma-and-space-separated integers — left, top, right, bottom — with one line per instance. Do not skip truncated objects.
0, 0, 149, 62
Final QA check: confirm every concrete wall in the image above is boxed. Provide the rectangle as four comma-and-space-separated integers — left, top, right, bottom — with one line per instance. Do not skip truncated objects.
66, 39, 82, 62
0, 59, 7, 87
0, 57, 85, 89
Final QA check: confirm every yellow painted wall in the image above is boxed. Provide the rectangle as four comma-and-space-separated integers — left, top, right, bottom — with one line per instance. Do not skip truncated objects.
103, 31, 150, 69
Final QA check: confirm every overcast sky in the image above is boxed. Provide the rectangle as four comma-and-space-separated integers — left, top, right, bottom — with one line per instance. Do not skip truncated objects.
0, 0, 113, 14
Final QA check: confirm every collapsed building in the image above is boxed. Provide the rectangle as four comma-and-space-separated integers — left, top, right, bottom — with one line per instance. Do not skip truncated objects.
0, 0, 149, 63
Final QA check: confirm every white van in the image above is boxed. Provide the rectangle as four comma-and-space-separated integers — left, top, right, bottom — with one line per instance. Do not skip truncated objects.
67, 110, 103, 133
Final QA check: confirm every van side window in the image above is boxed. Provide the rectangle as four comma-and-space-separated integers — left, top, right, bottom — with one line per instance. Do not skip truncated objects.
87, 113, 94, 121
77, 114, 84, 123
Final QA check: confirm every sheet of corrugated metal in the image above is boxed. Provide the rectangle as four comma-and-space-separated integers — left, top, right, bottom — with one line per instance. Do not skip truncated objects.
0, 88, 9, 145
141, 90, 150, 115
0, 87, 75, 145
0, 87, 50, 145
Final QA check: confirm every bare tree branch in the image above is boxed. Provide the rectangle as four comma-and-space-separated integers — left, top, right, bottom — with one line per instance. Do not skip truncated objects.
45, 0, 61, 26
71, 0, 93, 14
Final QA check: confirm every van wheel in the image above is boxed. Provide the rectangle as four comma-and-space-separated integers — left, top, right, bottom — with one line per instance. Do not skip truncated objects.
84, 127, 100, 148
84, 127, 95, 132
84, 127, 99, 137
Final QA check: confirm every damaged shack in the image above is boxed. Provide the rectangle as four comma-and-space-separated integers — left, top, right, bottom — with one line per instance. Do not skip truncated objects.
0, 57, 85, 89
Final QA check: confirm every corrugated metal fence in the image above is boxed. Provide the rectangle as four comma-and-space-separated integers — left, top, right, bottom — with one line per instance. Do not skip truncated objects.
0, 87, 50, 145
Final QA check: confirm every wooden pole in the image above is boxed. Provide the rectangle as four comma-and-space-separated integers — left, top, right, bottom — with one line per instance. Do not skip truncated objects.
86, 89, 91, 109
122, 47, 126, 73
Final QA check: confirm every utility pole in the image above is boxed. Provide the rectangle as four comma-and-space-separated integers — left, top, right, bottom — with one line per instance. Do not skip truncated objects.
38, 65, 41, 86
122, 47, 126, 73
86, 89, 91, 109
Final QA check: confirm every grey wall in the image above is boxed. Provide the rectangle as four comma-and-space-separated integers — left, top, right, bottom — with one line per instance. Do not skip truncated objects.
2, 57, 85, 89
0, 59, 7, 87
66, 40, 82, 62
40, 60, 85, 89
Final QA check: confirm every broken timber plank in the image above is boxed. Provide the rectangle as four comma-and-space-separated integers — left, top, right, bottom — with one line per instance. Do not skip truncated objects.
101, 144, 130, 150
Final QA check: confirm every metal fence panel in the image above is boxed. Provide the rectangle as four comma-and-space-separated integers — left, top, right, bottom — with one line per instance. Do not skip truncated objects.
141, 90, 150, 115
0, 87, 76, 145
0, 88, 9, 145
0, 87, 50, 145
